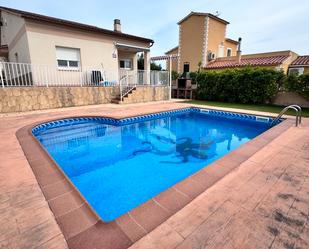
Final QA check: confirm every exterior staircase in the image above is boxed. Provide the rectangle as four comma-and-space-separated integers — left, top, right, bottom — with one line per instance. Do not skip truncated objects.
111, 86, 137, 104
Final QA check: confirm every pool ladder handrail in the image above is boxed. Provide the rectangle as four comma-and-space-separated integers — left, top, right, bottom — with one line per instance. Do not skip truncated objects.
271, 105, 302, 127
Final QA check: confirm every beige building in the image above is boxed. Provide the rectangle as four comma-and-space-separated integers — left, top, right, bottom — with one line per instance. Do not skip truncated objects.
165, 12, 305, 75
288, 56, 309, 75
204, 50, 299, 74
165, 12, 238, 74
0, 6, 153, 84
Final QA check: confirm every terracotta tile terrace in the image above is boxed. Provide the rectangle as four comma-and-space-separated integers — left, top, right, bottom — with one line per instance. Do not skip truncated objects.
0, 101, 308, 249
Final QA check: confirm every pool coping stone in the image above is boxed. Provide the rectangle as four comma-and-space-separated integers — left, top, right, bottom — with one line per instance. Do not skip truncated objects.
15, 106, 294, 249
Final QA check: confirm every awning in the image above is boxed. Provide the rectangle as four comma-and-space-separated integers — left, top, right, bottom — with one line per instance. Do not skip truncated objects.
115, 43, 150, 52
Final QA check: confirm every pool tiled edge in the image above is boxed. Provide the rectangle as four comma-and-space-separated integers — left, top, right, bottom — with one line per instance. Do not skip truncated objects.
15, 107, 293, 249
32, 107, 279, 136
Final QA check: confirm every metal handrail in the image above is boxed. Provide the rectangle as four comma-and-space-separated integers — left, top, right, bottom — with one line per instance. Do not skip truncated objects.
119, 74, 136, 102
290, 105, 302, 124
271, 105, 302, 127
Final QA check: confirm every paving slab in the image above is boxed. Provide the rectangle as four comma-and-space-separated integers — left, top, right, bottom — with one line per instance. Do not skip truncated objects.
0, 101, 308, 249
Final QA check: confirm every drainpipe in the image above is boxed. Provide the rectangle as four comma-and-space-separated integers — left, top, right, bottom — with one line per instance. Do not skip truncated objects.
236, 37, 242, 63
169, 55, 172, 100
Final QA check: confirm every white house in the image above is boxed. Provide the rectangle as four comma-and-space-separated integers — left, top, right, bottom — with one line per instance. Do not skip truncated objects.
0, 6, 154, 86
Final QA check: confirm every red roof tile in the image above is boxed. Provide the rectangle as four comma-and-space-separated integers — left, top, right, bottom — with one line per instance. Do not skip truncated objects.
204, 55, 289, 69
290, 56, 309, 66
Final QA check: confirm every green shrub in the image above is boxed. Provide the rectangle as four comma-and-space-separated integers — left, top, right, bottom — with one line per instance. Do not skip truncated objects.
299, 74, 309, 99
194, 67, 282, 104
171, 71, 180, 81
285, 73, 309, 100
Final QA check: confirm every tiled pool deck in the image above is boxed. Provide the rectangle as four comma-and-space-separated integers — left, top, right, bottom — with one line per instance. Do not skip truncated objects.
1, 101, 308, 249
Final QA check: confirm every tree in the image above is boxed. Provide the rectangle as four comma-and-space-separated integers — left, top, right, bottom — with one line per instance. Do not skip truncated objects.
138, 53, 144, 70
150, 62, 162, 71
137, 53, 162, 71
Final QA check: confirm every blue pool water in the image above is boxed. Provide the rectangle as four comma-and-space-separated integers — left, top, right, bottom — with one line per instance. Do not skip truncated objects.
33, 109, 272, 221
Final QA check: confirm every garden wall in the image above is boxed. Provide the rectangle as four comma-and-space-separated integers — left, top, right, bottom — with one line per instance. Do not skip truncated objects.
0, 87, 117, 113
272, 92, 309, 108
122, 86, 169, 104
0, 86, 170, 113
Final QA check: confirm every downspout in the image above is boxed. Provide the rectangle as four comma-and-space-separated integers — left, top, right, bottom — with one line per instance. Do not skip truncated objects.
169, 55, 172, 100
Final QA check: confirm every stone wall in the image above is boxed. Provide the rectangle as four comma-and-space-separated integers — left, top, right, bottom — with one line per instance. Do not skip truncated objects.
0, 86, 170, 113
122, 86, 169, 104
0, 87, 117, 113
272, 91, 309, 108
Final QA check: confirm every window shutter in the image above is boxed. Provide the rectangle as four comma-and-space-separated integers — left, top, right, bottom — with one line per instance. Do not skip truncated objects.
56, 47, 80, 61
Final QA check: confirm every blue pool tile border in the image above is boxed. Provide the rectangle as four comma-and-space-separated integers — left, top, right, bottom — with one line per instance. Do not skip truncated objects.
32, 107, 281, 136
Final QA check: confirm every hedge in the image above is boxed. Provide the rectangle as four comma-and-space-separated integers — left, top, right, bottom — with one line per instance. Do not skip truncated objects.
284, 73, 309, 100
190, 67, 285, 104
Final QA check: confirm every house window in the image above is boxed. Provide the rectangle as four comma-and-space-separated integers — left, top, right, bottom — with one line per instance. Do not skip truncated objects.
120, 59, 133, 70
227, 48, 232, 57
56, 46, 81, 70
288, 67, 304, 75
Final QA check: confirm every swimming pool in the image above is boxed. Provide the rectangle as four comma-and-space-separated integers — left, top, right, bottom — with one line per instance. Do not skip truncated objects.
32, 108, 276, 221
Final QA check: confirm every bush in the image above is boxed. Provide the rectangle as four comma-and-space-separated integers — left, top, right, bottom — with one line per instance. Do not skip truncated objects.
194, 67, 283, 104
171, 71, 180, 81
285, 73, 309, 100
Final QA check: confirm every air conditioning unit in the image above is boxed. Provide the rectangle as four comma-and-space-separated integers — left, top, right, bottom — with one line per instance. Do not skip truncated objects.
208, 52, 216, 61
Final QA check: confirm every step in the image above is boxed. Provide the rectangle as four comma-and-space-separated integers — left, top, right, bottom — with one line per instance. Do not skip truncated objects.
111, 99, 120, 104
111, 86, 137, 104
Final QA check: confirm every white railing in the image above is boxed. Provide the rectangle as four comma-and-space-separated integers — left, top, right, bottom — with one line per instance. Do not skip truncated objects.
119, 69, 169, 86
0, 61, 117, 87
0, 62, 170, 91
137, 70, 169, 86
119, 74, 136, 102
118, 70, 170, 102
119, 69, 138, 86
150, 71, 169, 86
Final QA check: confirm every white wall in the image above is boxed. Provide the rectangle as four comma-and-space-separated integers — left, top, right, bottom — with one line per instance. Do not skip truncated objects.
9, 32, 31, 63
118, 50, 138, 80
1, 11, 31, 63
25, 20, 150, 83
1, 11, 25, 46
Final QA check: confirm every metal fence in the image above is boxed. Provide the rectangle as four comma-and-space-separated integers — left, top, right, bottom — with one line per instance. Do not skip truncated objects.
0, 61, 115, 87
120, 69, 169, 86
0, 62, 170, 88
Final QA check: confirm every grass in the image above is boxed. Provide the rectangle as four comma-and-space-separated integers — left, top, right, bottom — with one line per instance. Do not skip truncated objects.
183, 100, 309, 117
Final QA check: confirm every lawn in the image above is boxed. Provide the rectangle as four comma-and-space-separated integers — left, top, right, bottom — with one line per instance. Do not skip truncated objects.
184, 100, 309, 117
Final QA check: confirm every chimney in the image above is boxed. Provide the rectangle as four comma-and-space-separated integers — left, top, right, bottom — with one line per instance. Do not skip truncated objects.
236, 37, 242, 63
114, 19, 121, 32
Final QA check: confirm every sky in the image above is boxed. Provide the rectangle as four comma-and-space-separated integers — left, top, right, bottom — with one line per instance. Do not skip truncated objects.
1, 0, 309, 57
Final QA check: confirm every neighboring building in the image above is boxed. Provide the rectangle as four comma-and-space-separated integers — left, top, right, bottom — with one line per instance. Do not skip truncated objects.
288, 56, 309, 75
165, 12, 239, 74
0, 6, 153, 84
165, 11, 306, 75
204, 50, 299, 74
